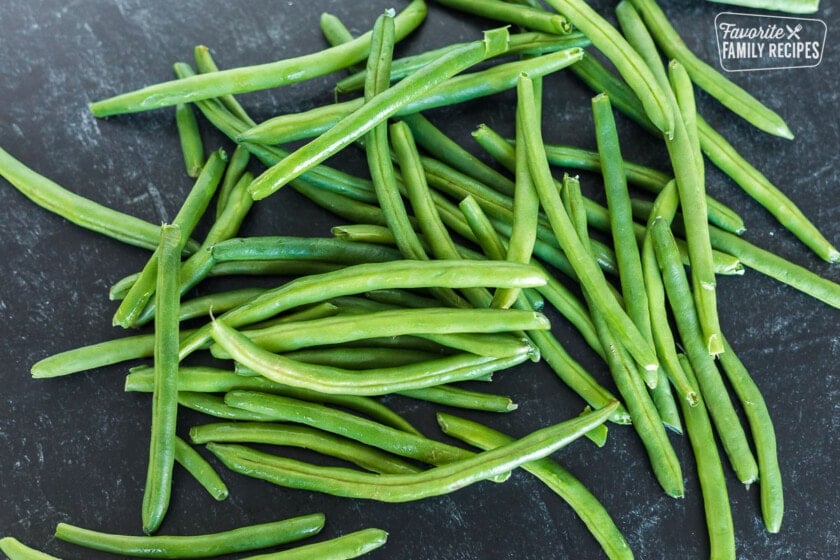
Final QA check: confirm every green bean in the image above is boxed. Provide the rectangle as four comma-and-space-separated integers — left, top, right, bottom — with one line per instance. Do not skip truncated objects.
668, 60, 704, 187
89, 0, 427, 116
190, 422, 421, 475
54, 514, 325, 558
239, 47, 582, 147
211, 236, 402, 265
240, 528, 387, 560
125, 366, 423, 437
284, 347, 440, 370
400, 113, 514, 196
400, 385, 517, 413
246, 27, 511, 200
223, 390, 475, 467
434, 0, 571, 34
177, 288, 266, 323
173, 436, 228, 501
718, 336, 784, 533
437, 413, 634, 560
697, 116, 839, 263
628, 0, 793, 139
213, 307, 546, 358
32, 333, 158, 379
0, 146, 199, 254
518, 74, 659, 372
142, 223, 182, 534
214, 144, 251, 220
651, 217, 759, 484
193, 45, 256, 127
175, 103, 205, 178
178, 259, 547, 359
0, 537, 61, 560
212, 319, 531, 396
705, 0, 819, 14
114, 150, 226, 328
206, 400, 617, 502
676, 355, 736, 560
179, 392, 277, 422
542, 0, 673, 137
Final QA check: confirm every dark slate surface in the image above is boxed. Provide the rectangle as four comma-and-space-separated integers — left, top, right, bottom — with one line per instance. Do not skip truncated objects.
0, 1, 837, 558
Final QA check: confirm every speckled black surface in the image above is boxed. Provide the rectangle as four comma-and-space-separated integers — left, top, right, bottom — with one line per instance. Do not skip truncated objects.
0, 1, 837, 559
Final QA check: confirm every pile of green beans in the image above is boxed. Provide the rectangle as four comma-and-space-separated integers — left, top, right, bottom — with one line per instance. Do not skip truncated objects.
2, 1, 838, 559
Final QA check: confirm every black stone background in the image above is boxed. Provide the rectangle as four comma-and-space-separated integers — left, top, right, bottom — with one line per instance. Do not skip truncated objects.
0, 1, 837, 558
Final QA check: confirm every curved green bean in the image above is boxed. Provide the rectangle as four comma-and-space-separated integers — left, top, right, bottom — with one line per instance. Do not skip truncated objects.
189, 422, 421, 475
174, 436, 228, 501
628, 0, 793, 139
0, 146, 199, 254
193, 45, 256, 127
89, 0, 428, 116
240, 528, 387, 560
54, 514, 325, 558
438, 413, 634, 560
141, 223, 182, 534
0, 538, 61, 560
247, 27, 511, 199
206, 401, 617, 502
434, 0, 571, 34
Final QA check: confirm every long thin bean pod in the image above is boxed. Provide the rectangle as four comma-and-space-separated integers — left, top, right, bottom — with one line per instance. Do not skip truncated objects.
718, 336, 784, 533
705, 0, 819, 14
211, 236, 402, 265
89, 0, 428, 116
173, 436, 228, 501
142, 223, 182, 534
246, 27, 512, 200
438, 413, 634, 560
193, 45, 256, 127
189, 422, 421, 475
179, 392, 277, 422
628, 0, 793, 139
206, 401, 618, 502
175, 102, 205, 178
0, 538, 61, 560
651, 217, 758, 484
676, 355, 736, 560
214, 144, 251, 220
55, 514, 325, 558
434, 0, 571, 34
0, 147, 199, 254
240, 528, 387, 560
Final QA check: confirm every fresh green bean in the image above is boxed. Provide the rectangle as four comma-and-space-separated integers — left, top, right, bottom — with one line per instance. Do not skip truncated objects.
89, 0, 427, 116
211, 236, 402, 265
542, 0, 673, 137
32, 333, 158, 379
222, 390, 475, 467
331, 224, 396, 245
651, 217, 759, 484
175, 103, 205, 178
142, 223, 182, 534
400, 385, 517, 413
697, 116, 839, 263
434, 0, 571, 34
190, 422, 421, 475
705, 0, 819, 14
54, 514, 326, 558
518, 73, 659, 372
214, 144, 251, 220
668, 60, 703, 188
178, 288, 266, 323
174, 436, 228, 501
211, 319, 531, 396
239, 47, 582, 147
0, 538, 61, 560
284, 346, 440, 370
438, 413, 634, 560
246, 27, 512, 199
179, 392, 277, 422
206, 401, 618, 502
193, 45, 256, 127
628, 0, 793, 139
178, 259, 548, 359
718, 336, 784, 533
0, 146, 199, 254
114, 150, 226, 329
676, 355, 736, 560
240, 528, 387, 560
318, 12, 367, 76
125, 366, 424, 437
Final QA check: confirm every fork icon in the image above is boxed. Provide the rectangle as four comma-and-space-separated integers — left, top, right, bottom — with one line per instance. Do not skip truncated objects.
786, 24, 803, 40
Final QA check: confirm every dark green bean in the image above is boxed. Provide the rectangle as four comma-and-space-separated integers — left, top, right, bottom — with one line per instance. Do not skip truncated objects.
240, 528, 387, 560
189, 422, 421, 475
0, 147, 199, 254
89, 0, 428, 116
142, 223, 182, 534
206, 401, 618, 502
173, 436, 228, 501
54, 514, 325, 558
211, 236, 402, 265
438, 413, 634, 560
